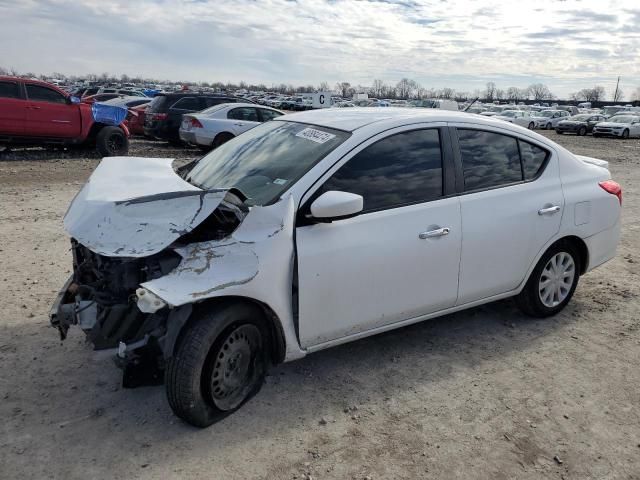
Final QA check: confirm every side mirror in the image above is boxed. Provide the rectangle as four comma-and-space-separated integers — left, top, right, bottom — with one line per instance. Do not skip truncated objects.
310, 191, 363, 222
68, 96, 81, 105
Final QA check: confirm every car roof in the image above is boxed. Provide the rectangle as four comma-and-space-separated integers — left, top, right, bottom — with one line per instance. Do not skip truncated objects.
274, 107, 516, 132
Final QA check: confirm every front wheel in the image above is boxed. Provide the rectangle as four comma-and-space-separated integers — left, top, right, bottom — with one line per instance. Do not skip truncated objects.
578, 126, 587, 136
516, 242, 580, 318
528, 122, 535, 130
621, 129, 630, 139
96, 126, 128, 156
165, 303, 270, 427
545, 122, 552, 130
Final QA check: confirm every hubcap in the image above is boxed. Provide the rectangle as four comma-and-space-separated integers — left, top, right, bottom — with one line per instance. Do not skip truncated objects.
538, 252, 575, 308
210, 324, 260, 411
107, 134, 124, 153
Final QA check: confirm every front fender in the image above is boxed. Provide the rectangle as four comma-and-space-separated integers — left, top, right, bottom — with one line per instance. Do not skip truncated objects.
141, 195, 305, 362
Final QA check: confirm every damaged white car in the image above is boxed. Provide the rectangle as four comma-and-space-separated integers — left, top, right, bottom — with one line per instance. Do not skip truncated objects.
51, 109, 622, 427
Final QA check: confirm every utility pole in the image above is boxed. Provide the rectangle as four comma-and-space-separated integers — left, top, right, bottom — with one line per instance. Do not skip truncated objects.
613, 76, 621, 102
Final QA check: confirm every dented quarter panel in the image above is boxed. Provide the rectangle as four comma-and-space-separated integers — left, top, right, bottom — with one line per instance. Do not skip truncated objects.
141, 196, 305, 361
64, 157, 228, 257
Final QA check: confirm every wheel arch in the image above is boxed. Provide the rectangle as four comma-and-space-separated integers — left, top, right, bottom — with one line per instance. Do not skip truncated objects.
168, 296, 287, 365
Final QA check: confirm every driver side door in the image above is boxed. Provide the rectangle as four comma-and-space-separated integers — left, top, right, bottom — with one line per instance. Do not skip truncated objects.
296, 126, 462, 349
24, 83, 80, 138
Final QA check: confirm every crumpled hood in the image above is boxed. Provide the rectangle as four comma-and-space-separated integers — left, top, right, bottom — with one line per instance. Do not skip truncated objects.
64, 156, 228, 257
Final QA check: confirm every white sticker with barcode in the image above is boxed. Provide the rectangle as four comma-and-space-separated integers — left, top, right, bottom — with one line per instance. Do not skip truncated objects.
295, 127, 336, 144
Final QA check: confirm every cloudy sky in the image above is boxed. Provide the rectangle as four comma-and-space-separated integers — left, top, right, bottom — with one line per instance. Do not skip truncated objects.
1, 0, 638, 98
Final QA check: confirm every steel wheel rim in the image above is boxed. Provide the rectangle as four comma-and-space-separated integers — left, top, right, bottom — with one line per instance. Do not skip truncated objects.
538, 252, 575, 308
210, 324, 261, 411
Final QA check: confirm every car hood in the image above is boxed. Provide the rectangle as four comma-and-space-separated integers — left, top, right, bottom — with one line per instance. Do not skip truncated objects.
558, 120, 585, 125
595, 122, 628, 127
64, 156, 230, 257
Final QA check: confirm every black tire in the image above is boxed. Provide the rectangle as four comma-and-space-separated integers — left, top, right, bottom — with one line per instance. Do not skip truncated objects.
528, 122, 534, 130
96, 126, 128, 156
212, 132, 234, 149
621, 129, 630, 139
577, 126, 587, 136
545, 123, 552, 130
516, 241, 581, 318
165, 303, 270, 428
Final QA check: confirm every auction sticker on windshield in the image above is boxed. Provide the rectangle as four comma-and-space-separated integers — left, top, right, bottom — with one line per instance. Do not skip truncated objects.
295, 127, 336, 144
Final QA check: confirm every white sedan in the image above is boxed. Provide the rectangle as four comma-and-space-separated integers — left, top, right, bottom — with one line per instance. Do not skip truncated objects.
592, 115, 640, 138
52, 108, 622, 427
493, 110, 535, 129
179, 103, 284, 150
530, 110, 571, 129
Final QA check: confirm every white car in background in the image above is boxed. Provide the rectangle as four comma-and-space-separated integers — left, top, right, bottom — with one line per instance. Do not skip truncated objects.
592, 115, 640, 138
493, 110, 535, 129
179, 103, 284, 150
53, 108, 621, 427
531, 110, 571, 129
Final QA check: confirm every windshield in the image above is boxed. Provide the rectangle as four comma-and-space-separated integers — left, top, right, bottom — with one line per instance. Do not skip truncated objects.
501, 110, 519, 117
539, 111, 555, 117
186, 121, 350, 206
610, 115, 638, 123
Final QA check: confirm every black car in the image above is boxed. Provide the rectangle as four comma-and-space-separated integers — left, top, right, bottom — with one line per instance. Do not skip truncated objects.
144, 93, 251, 143
555, 114, 606, 136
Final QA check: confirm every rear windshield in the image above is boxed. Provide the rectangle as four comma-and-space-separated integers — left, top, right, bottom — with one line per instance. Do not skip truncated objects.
186, 121, 350, 206
146, 95, 168, 113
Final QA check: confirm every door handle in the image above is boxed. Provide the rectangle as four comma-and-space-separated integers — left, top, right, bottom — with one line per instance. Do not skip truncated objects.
538, 205, 561, 215
419, 227, 450, 239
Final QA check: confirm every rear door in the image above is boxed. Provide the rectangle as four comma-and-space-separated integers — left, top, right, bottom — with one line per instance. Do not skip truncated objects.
0, 79, 26, 136
226, 107, 261, 134
24, 83, 80, 137
297, 125, 462, 348
450, 125, 563, 304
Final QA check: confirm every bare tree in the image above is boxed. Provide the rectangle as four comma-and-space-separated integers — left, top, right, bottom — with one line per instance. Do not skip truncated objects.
371, 79, 386, 98
336, 82, 351, 98
495, 88, 504, 101
485, 82, 497, 102
528, 83, 554, 101
438, 87, 456, 99
317, 81, 330, 91
575, 86, 606, 102
396, 78, 413, 99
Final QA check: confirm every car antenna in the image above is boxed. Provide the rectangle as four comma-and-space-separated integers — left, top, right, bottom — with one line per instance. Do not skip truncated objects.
464, 97, 480, 112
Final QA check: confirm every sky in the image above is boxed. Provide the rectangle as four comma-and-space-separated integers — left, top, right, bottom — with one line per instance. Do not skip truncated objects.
0, 0, 638, 99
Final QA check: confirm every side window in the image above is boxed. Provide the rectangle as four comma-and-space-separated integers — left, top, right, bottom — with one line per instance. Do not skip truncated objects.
518, 140, 549, 180
170, 97, 201, 110
260, 109, 282, 121
321, 129, 443, 212
458, 129, 522, 191
25, 84, 66, 104
0, 81, 21, 99
227, 107, 259, 122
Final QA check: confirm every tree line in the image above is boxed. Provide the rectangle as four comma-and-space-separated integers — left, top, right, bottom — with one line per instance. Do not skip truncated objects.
2, 66, 638, 102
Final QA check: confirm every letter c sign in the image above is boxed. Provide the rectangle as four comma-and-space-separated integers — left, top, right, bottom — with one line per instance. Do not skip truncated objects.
319, 94, 325, 104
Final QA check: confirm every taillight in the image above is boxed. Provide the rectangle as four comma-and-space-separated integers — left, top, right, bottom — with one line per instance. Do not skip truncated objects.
190, 118, 203, 128
599, 180, 622, 205
152, 113, 168, 120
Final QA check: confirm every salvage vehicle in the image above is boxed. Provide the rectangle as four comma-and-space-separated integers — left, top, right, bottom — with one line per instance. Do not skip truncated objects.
555, 114, 607, 136
144, 92, 250, 144
592, 115, 640, 138
50, 108, 621, 427
179, 103, 284, 150
0, 76, 129, 156
531, 110, 571, 130
493, 110, 535, 129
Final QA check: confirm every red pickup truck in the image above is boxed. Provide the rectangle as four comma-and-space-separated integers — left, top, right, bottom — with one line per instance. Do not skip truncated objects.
0, 76, 129, 156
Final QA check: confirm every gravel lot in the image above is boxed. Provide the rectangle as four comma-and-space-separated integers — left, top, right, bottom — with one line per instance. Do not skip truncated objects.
1, 132, 639, 480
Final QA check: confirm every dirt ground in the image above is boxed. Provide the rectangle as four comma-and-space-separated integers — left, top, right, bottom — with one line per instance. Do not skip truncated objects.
1, 132, 639, 480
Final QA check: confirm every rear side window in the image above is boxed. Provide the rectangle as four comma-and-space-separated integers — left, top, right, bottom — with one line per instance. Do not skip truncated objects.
170, 97, 201, 110
204, 97, 235, 108
227, 107, 259, 122
260, 109, 282, 121
25, 84, 66, 104
458, 129, 522, 191
0, 81, 21, 99
321, 129, 443, 212
518, 140, 548, 180
147, 95, 167, 112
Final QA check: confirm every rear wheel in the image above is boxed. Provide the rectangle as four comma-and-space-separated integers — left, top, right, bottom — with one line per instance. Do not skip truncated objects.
165, 303, 270, 427
578, 126, 587, 136
96, 126, 128, 156
516, 242, 580, 318
212, 132, 234, 149
622, 129, 630, 139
